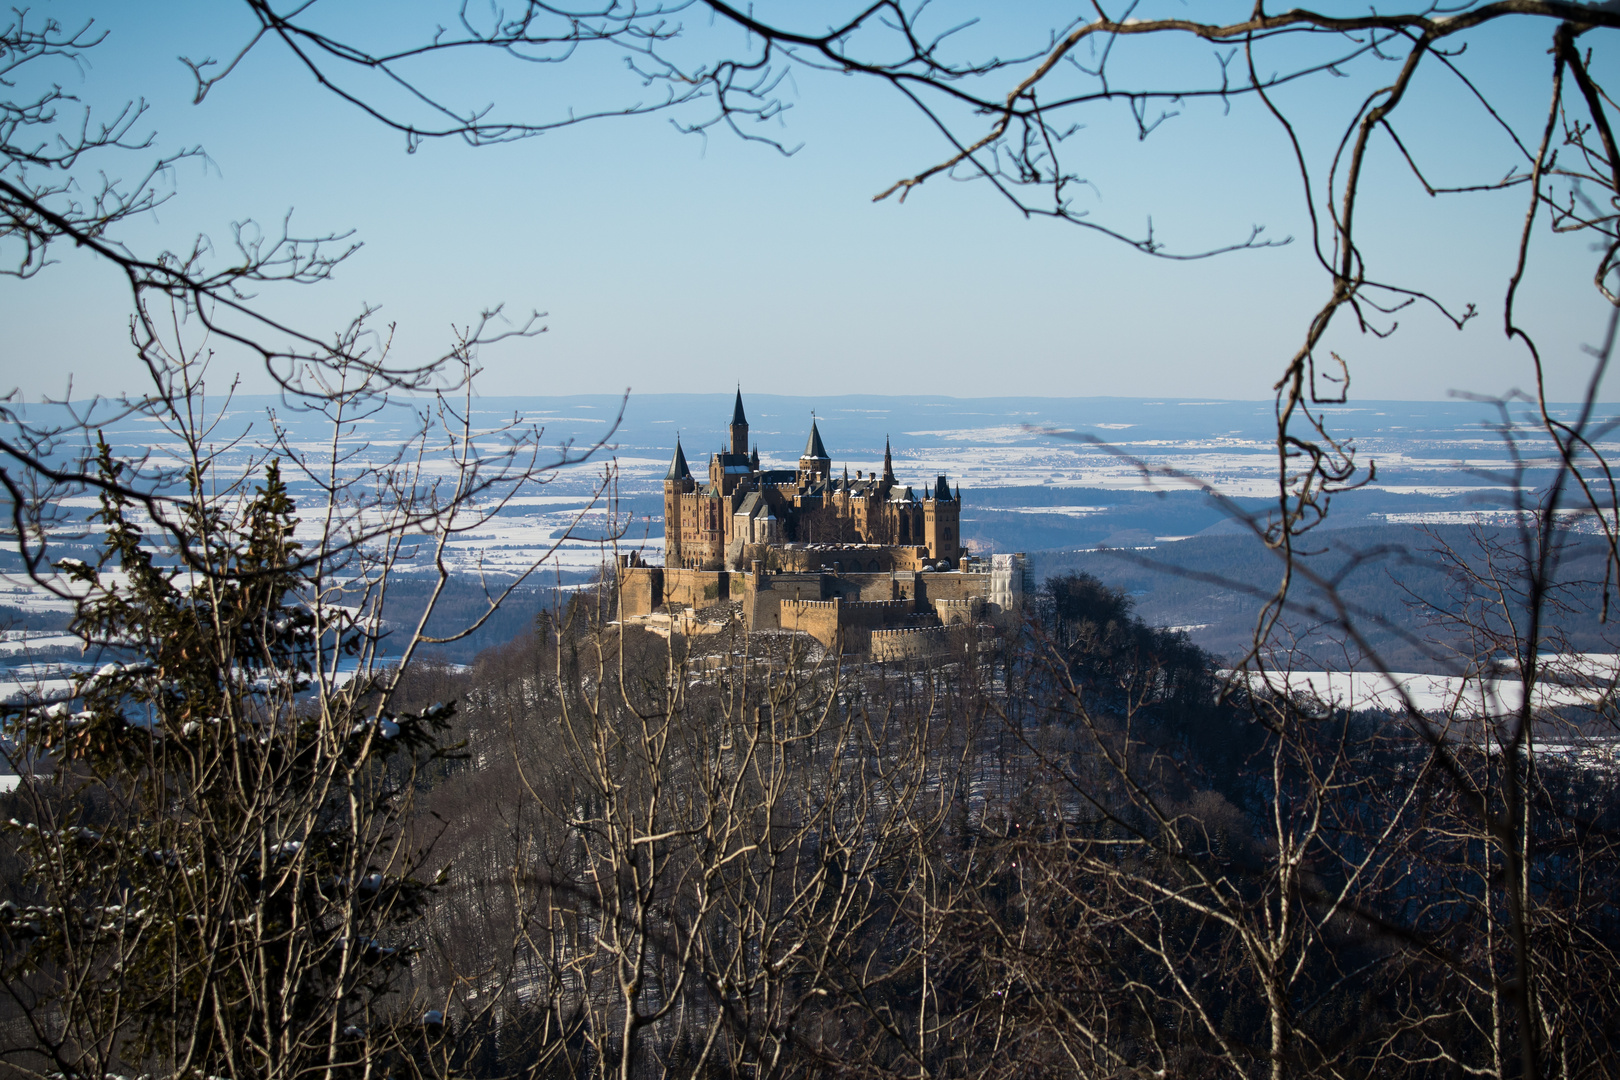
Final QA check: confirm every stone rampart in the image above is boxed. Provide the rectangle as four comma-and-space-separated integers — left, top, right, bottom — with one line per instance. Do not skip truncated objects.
916, 571, 992, 604
838, 599, 918, 628
662, 568, 730, 609
870, 626, 951, 662
933, 596, 984, 625
618, 566, 664, 617
821, 572, 899, 602
744, 570, 824, 630
779, 598, 841, 649
765, 544, 929, 574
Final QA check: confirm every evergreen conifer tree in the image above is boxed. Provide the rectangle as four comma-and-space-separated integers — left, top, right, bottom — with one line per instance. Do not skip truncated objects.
1, 439, 456, 1080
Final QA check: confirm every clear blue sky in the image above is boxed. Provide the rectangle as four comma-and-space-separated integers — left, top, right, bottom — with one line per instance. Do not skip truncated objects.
3, 2, 1614, 402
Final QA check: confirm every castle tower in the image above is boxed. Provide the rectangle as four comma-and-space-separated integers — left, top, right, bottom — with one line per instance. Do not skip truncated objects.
663, 437, 694, 567
882, 436, 897, 489
729, 388, 749, 456
799, 418, 831, 484
924, 474, 962, 563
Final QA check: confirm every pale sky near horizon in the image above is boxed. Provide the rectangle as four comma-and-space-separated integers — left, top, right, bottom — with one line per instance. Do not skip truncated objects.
3, 2, 1617, 404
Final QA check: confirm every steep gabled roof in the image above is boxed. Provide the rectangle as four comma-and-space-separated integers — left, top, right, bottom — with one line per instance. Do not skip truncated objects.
802, 419, 829, 460
732, 389, 748, 427
665, 438, 692, 481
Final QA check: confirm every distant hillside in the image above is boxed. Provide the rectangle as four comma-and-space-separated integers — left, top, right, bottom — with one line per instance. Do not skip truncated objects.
1031, 524, 1618, 673
959, 485, 1538, 556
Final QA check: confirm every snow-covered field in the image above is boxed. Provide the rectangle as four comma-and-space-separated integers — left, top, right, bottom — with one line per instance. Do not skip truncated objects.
1240, 654, 1620, 717
2, 394, 1610, 626
0, 631, 82, 656
1238, 668, 1613, 715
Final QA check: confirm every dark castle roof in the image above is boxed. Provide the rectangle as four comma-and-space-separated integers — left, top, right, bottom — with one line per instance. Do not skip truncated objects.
802, 419, 829, 460
665, 438, 692, 480
732, 389, 748, 426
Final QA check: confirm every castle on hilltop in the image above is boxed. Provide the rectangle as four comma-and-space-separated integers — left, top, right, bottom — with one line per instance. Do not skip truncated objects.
662, 390, 963, 573
618, 392, 1026, 658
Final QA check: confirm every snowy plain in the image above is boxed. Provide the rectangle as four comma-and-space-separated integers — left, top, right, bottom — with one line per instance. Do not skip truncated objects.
3, 393, 1616, 725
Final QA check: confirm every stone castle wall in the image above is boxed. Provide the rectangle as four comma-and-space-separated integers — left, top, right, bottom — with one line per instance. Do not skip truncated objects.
619, 566, 663, 616
915, 571, 991, 604
779, 599, 841, 649
664, 567, 731, 608
870, 626, 950, 662
837, 599, 918, 628
616, 566, 731, 615
744, 571, 823, 630
933, 596, 984, 625
620, 558, 1021, 656
760, 544, 934, 575
821, 573, 900, 602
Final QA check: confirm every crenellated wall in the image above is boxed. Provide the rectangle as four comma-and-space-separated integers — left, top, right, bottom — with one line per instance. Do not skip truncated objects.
933, 596, 984, 625
623, 558, 1010, 657
821, 573, 899, 602
915, 571, 991, 604
837, 599, 918, 628
662, 567, 731, 609
762, 544, 938, 574
744, 570, 823, 630
779, 598, 842, 649
870, 626, 951, 661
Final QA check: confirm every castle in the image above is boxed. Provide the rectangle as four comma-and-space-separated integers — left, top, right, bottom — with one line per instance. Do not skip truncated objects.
664, 390, 962, 573
618, 392, 1026, 657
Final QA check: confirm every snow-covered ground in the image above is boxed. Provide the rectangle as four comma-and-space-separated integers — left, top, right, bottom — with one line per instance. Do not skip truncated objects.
0, 631, 82, 656
1, 394, 1610, 625
1238, 655, 1620, 716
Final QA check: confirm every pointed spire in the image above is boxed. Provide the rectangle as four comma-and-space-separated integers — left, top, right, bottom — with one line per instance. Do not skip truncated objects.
749, 444, 760, 471
665, 437, 691, 481
935, 475, 951, 501
803, 417, 829, 460
882, 436, 896, 482
729, 387, 750, 455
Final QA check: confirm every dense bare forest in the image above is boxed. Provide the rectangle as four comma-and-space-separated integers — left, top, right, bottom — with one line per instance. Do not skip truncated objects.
354, 566, 1620, 1077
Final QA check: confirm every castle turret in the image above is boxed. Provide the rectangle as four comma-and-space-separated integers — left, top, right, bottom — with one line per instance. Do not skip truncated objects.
729, 388, 749, 456
666, 438, 692, 483
924, 474, 962, 563
799, 418, 831, 483
664, 437, 694, 567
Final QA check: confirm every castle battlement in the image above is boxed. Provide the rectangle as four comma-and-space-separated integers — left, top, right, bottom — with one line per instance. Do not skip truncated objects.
870, 626, 951, 662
